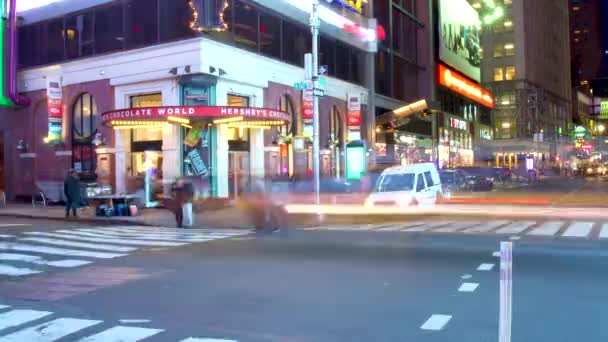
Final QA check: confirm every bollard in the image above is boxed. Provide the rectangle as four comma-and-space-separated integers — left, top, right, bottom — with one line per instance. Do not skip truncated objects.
499, 241, 513, 342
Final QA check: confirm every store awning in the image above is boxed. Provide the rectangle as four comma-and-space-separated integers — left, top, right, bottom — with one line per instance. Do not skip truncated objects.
101, 106, 290, 129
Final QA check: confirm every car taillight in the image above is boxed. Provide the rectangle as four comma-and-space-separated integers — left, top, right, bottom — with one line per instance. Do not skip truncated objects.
409, 197, 419, 206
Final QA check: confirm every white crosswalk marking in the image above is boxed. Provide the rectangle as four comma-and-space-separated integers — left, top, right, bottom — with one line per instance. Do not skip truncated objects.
0, 265, 41, 276
433, 221, 481, 233
599, 223, 608, 239
0, 309, 53, 331
75, 229, 220, 242
31, 231, 188, 247
0, 242, 126, 259
527, 221, 564, 236
19, 237, 137, 252
0, 305, 9, 310
77, 326, 164, 342
563, 222, 594, 238
462, 220, 509, 233
0, 253, 91, 268
180, 339, 238, 342
0, 317, 101, 341
494, 221, 536, 234
375, 221, 427, 231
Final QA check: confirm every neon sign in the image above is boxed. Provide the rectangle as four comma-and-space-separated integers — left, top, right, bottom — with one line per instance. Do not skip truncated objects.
438, 64, 493, 108
329, 0, 366, 14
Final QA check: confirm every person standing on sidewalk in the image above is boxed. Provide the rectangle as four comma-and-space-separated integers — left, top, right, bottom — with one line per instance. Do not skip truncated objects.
63, 168, 81, 218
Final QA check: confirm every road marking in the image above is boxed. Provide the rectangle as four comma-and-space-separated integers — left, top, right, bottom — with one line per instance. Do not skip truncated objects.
0, 242, 126, 259
0, 253, 91, 268
0, 309, 53, 331
492, 251, 500, 257
494, 221, 535, 235
28, 231, 188, 247
0, 265, 41, 276
562, 222, 594, 238
119, 319, 151, 324
462, 221, 509, 233
420, 314, 452, 331
599, 223, 608, 239
0, 305, 9, 310
78, 326, 164, 342
105, 227, 249, 237
425, 221, 455, 229
477, 263, 494, 271
461, 274, 472, 279
0, 235, 15, 239
0, 224, 31, 227
75, 229, 220, 242
19, 237, 137, 252
179, 338, 238, 342
375, 221, 427, 231
434, 221, 481, 233
527, 221, 564, 236
509, 235, 521, 240
458, 283, 479, 292
0, 317, 101, 341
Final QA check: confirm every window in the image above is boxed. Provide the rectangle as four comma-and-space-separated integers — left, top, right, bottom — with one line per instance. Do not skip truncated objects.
233, 0, 258, 51
505, 66, 516, 80
259, 12, 281, 59
335, 42, 350, 80
493, 44, 504, 57
159, 0, 195, 43
503, 18, 513, 32
504, 43, 515, 56
278, 95, 295, 136
494, 67, 504, 81
504, 0, 512, 4
47, 20, 64, 63
320, 37, 336, 76
329, 106, 342, 143
65, 13, 94, 59
282, 21, 310, 66
125, 0, 159, 48
416, 175, 425, 192
72, 93, 99, 177
376, 50, 391, 97
424, 171, 434, 187
95, 3, 125, 53
227, 94, 249, 107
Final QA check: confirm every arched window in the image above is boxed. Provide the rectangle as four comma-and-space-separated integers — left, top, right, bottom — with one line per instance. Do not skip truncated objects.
329, 106, 342, 144
278, 94, 295, 136
71, 93, 98, 179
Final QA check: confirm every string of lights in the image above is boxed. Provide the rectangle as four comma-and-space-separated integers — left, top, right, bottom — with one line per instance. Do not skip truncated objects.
189, 0, 230, 33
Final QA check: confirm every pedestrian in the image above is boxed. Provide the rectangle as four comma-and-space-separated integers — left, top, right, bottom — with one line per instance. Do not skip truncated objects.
63, 168, 81, 218
171, 179, 195, 228
171, 181, 185, 228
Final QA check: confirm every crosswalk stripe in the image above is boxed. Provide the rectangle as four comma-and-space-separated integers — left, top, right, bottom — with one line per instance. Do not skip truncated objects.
425, 221, 455, 228
75, 229, 220, 242
77, 326, 164, 342
108, 226, 247, 235
433, 221, 481, 233
375, 221, 426, 231
0, 305, 9, 310
527, 221, 564, 236
462, 221, 509, 233
179, 338, 238, 342
19, 237, 137, 253
562, 222, 594, 238
31, 231, 188, 247
0, 253, 91, 268
0, 309, 52, 331
0, 242, 126, 259
599, 224, 608, 239
0, 265, 41, 276
0, 235, 15, 239
494, 221, 536, 234
0, 317, 101, 341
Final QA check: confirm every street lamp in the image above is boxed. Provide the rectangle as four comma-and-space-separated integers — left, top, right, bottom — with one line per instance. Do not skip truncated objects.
598, 124, 605, 135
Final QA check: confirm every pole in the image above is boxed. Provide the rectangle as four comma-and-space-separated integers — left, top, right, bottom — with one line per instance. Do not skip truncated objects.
310, 0, 321, 205
499, 241, 513, 342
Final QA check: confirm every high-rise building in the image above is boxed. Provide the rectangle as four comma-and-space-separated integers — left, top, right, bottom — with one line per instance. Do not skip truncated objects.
569, 0, 603, 88
469, 0, 571, 166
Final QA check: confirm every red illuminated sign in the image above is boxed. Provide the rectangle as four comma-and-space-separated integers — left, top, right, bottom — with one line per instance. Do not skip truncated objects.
438, 64, 494, 108
581, 143, 593, 150
347, 94, 361, 126
302, 89, 314, 120
101, 106, 290, 123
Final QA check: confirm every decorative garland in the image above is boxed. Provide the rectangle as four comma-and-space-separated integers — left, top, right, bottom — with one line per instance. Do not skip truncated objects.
189, 0, 230, 33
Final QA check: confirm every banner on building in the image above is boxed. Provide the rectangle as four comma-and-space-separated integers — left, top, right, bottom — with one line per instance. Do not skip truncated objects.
600, 100, 608, 119
302, 89, 314, 120
46, 78, 63, 142
347, 94, 361, 127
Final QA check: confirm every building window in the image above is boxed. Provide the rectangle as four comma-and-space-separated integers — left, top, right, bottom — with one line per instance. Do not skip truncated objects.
493, 44, 504, 58
329, 106, 343, 143
494, 67, 504, 81
159, 0, 195, 43
504, 0, 512, 5
125, 0, 159, 48
95, 3, 125, 53
259, 12, 281, 59
504, 43, 515, 56
282, 21, 310, 66
227, 94, 250, 107
233, 0, 258, 51
65, 13, 95, 59
505, 66, 516, 80
278, 95, 295, 136
503, 18, 513, 32
72, 93, 99, 177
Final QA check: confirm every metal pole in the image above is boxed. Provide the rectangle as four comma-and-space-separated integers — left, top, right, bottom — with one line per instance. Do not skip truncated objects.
310, 0, 321, 204
499, 241, 513, 342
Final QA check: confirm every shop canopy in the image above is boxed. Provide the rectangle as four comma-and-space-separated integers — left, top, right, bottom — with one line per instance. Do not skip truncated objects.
101, 106, 290, 129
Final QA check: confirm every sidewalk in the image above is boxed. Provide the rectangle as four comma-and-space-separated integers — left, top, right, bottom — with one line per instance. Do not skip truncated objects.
0, 203, 254, 229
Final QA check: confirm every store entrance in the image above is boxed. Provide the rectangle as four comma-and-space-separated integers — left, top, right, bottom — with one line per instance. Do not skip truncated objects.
228, 151, 250, 200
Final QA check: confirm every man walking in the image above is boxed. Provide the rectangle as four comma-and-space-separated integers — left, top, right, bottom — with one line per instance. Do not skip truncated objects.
63, 168, 81, 218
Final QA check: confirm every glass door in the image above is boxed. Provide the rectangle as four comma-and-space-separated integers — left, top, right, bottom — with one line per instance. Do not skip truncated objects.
228, 151, 250, 199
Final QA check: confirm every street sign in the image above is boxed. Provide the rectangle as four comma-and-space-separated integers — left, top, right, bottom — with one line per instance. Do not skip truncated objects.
313, 88, 325, 97
293, 81, 312, 90
318, 76, 328, 91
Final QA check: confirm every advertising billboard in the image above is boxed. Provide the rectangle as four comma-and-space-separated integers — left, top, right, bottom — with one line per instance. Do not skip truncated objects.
438, 0, 481, 82
600, 99, 608, 120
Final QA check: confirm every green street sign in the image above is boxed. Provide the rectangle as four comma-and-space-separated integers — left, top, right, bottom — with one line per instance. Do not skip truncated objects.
293, 81, 312, 90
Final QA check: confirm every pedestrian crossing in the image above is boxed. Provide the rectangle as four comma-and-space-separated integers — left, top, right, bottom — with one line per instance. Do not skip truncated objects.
306, 220, 608, 240
0, 304, 237, 341
0, 226, 251, 277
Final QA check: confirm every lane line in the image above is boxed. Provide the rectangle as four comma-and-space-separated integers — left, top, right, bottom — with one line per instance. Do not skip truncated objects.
599, 223, 608, 239
0, 309, 53, 331
0, 317, 101, 341
527, 221, 564, 236
477, 263, 495, 271
494, 221, 536, 235
77, 326, 164, 342
562, 222, 594, 238
420, 314, 452, 331
0, 253, 91, 268
25, 232, 187, 247
0, 242, 126, 259
19, 237, 137, 252
0, 265, 41, 276
458, 283, 479, 292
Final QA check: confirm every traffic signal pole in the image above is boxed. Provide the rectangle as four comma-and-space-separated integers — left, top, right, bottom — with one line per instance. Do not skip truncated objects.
310, 0, 321, 205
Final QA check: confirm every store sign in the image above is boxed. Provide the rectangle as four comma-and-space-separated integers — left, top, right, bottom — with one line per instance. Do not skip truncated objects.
450, 117, 467, 130
302, 89, 314, 119
600, 100, 608, 119
347, 94, 361, 126
46, 78, 63, 142
438, 64, 494, 108
581, 143, 593, 150
187, 149, 208, 176
101, 106, 291, 123
329, 0, 365, 14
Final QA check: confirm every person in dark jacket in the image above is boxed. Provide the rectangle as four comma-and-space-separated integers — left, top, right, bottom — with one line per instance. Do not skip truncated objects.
63, 168, 81, 218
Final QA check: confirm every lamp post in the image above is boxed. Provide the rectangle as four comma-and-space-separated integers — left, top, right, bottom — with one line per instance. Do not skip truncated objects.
310, 0, 321, 204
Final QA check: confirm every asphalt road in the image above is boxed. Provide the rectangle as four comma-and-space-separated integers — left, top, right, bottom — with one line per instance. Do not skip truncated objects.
0, 217, 607, 341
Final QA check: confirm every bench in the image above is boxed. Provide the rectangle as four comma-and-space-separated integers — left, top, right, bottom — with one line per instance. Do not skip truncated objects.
33, 181, 65, 207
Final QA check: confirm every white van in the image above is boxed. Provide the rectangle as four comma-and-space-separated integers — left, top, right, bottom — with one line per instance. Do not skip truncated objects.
365, 163, 443, 207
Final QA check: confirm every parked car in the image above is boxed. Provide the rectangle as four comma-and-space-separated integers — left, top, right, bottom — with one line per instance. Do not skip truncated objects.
455, 167, 495, 191
439, 169, 467, 196
365, 163, 443, 207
